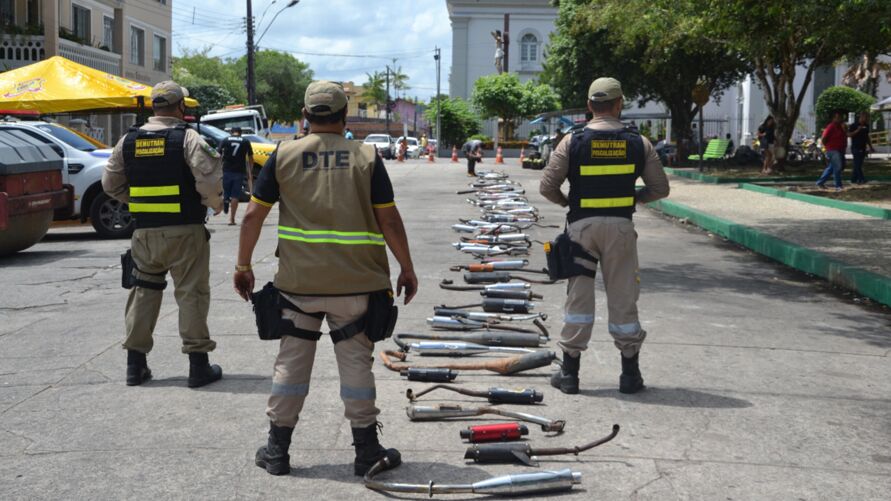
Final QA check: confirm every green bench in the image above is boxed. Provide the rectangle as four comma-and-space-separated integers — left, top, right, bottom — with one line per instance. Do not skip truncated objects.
688, 138, 730, 161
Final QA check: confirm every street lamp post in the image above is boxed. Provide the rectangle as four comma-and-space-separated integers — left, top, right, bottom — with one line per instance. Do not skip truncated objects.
246, 0, 299, 105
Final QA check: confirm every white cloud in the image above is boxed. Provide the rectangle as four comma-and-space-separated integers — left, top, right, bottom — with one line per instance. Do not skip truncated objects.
172, 0, 451, 99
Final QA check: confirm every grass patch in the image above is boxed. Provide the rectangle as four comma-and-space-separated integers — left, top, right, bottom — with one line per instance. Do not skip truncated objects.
688, 159, 891, 179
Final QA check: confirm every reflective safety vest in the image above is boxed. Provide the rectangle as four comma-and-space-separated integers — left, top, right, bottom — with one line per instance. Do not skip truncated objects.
122, 124, 206, 229
273, 133, 391, 295
567, 126, 645, 221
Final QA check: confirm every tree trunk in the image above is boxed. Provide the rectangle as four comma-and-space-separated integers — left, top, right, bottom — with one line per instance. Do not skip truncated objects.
668, 103, 694, 162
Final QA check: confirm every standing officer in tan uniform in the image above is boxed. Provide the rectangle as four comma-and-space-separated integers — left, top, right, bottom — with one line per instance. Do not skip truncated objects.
234, 81, 418, 476
103, 81, 225, 388
540, 77, 669, 395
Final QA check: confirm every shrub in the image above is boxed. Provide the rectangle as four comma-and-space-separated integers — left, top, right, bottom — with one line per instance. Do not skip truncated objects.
815, 86, 876, 129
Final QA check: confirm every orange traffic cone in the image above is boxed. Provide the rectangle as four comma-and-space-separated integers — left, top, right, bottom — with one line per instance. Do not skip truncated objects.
519, 147, 525, 162
495, 146, 504, 164
451, 145, 459, 163
427, 150, 435, 163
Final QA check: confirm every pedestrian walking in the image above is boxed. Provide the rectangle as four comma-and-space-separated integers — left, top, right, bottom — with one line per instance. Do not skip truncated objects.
101, 81, 224, 388
539, 77, 670, 395
757, 116, 776, 174
218, 127, 253, 225
848, 111, 874, 184
344, 127, 354, 140
462, 138, 483, 176
234, 81, 418, 477
816, 110, 848, 191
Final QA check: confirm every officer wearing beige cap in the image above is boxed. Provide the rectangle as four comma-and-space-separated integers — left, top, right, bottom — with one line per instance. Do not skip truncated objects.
234, 80, 417, 476
102, 80, 225, 388
540, 77, 670, 395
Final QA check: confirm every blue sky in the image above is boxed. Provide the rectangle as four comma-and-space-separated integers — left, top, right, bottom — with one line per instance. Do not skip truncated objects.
171, 0, 452, 100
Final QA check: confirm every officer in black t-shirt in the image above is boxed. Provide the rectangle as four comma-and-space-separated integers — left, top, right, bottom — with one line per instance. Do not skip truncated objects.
219, 127, 254, 225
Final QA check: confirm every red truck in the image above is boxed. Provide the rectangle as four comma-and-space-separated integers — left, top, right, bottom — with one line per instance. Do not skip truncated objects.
0, 128, 72, 256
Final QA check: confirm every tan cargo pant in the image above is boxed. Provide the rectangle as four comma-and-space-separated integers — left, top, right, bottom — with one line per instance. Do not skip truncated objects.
559, 217, 647, 358
266, 293, 379, 429
123, 224, 216, 354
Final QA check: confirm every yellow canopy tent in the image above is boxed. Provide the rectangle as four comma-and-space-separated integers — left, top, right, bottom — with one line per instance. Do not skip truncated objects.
0, 56, 198, 113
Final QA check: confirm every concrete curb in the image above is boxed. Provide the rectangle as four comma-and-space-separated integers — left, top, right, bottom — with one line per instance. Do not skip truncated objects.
646, 199, 891, 307
664, 167, 891, 184
739, 183, 891, 219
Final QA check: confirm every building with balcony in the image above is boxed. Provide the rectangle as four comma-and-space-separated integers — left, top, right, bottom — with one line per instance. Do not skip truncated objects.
0, 0, 172, 143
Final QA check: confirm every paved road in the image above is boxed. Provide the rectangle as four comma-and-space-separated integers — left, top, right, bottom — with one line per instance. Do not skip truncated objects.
1, 158, 889, 500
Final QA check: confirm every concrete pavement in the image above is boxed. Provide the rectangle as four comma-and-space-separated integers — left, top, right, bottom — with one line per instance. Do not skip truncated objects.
1, 158, 889, 500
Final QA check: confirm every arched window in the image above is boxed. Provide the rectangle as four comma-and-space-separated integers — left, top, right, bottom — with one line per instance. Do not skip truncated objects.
520, 33, 538, 63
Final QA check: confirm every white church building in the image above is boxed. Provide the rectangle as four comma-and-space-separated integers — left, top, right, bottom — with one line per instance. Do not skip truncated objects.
446, 0, 890, 145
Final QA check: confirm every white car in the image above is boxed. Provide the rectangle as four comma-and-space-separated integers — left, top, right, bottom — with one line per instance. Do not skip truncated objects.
363, 134, 395, 159
0, 120, 129, 238
393, 136, 421, 158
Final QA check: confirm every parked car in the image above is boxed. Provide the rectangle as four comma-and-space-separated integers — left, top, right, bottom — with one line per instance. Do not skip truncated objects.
393, 136, 421, 158
0, 128, 68, 255
0, 120, 129, 238
189, 123, 275, 177
363, 134, 396, 159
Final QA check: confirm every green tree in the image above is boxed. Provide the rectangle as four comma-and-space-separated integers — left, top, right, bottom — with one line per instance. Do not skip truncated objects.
234, 50, 312, 122
815, 86, 876, 129
543, 0, 750, 157
362, 71, 387, 112
702, 0, 891, 164
390, 66, 410, 97
425, 95, 480, 148
172, 48, 245, 103
472, 73, 559, 140
185, 83, 236, 116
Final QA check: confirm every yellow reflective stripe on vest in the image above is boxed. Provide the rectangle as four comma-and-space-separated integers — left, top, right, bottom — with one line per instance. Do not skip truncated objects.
129, 185, 180, 197
129, 202, 182, 213
580, 164, 635, 176
579, 197, 634, 208
278, 226, 386, 246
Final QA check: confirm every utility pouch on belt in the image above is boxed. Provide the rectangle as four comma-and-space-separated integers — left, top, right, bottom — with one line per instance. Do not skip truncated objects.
120, 249, 166, 290
364, 289, 398, 343
251, 282, 285, 341
544, 231, 598, 281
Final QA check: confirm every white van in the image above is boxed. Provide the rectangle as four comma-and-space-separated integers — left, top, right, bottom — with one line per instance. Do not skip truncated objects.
200, 105, 270, 138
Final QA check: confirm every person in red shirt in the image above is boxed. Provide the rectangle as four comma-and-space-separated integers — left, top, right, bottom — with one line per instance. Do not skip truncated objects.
816, 110, 848, 190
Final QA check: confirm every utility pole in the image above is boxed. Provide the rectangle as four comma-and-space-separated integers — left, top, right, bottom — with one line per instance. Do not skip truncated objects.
503, 14, 510, 73
434, 46, 441, 152
245, 0, 255, 105
385, 66, 390, 135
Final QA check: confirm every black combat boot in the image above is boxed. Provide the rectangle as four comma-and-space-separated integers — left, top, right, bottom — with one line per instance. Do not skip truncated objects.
619, 352, 645, 394
126, 350, 152, 386
255, 422, 293, 475
187, 352, 223, 388
351, 423, 401, 476
550, 351, 580, 394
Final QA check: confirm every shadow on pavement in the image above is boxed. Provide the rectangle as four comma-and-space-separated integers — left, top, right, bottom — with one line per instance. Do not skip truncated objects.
144, 373, 268, 392
640, 263, 815, 301
579, 386, 752, 409
0, 249, 87, 266
813, 312, 891, 348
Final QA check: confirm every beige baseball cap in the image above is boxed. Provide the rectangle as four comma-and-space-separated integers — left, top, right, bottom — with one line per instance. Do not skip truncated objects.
304, 80, 348, 116
588, 77, 624, 102
151, 80, 189, 106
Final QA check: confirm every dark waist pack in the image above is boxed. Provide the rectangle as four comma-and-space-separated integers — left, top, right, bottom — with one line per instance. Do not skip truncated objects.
250, 282, 397, 343
544, 231, 598, 281
251, 282, 287, 340
120, 249, 166, 290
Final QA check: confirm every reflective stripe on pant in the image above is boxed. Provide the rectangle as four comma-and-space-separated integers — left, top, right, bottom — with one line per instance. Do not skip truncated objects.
266, 293, 379, 428
123, 224, 215, 354
558, 217, 646, 358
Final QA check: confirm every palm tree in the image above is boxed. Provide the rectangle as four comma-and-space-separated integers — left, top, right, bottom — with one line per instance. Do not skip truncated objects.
391, 66, 410, 98
362, 71, 387, 116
